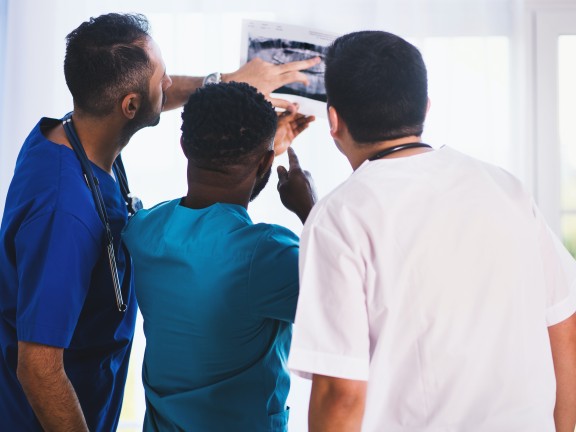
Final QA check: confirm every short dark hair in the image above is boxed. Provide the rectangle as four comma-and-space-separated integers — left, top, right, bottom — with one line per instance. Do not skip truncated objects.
64, 13, 153, 116
181, 82, 277, 169
325, 31, 428, 144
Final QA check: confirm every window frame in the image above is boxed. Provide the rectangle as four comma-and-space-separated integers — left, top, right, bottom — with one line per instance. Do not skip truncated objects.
533, 6, 576, 235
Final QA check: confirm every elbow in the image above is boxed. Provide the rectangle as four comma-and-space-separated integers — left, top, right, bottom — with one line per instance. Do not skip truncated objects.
16, 342, 64, 391
16, 355, 38, 391
323, 387, 365, 411
310, 374, 367, 426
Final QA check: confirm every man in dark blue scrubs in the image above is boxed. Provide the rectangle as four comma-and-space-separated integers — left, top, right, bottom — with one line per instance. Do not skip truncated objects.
0, 12, 317, 431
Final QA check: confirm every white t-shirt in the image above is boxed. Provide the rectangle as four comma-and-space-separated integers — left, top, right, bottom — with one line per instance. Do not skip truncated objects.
289, 146, 576, 432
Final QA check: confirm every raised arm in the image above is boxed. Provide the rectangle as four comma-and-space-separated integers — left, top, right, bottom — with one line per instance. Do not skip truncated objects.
17, 341, 88, 432
224, 57, 321, 110
549, 311, 576, 432
309, 374, 367, 432
163, 56, 321, 111
162, 76, 204, 111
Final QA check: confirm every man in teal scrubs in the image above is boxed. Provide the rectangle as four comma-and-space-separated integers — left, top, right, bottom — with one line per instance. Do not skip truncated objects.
123, 81, 316, 431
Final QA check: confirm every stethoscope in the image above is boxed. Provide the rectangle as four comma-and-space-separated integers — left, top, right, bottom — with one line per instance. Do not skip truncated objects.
62, 112, 142, 312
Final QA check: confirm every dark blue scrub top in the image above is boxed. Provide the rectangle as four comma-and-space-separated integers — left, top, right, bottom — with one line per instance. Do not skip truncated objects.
0, 117, 137, 431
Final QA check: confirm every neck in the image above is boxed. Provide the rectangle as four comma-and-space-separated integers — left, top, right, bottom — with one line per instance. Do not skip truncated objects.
61, 111, 130, 173
348, 136, 430, 170
182, 165, 254, 210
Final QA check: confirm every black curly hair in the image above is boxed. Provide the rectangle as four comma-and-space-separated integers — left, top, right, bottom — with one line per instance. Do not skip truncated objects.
181, 82, 278, 170
64, 13, 153, 116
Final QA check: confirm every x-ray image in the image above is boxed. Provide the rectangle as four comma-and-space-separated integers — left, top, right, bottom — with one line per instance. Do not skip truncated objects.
247, 38, 328, 102
241, 20, 338, 117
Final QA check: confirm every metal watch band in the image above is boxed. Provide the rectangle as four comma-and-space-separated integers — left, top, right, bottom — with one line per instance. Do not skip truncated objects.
202, 72, 222, 86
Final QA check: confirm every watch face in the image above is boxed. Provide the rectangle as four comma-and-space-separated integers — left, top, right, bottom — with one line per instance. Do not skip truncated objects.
203, 72, 221, 86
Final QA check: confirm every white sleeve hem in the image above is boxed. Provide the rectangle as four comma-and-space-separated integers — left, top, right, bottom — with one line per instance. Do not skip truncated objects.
547, 280, 576, 326
288, 347, 369, 381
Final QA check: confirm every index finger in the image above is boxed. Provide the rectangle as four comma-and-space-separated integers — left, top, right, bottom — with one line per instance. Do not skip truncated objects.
287, 147, 301, 170
268, 96, 296, 111
277, 57, 321, 73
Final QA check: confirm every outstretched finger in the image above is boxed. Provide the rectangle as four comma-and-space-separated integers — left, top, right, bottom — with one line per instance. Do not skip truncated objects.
288, 115, 314, 137
292, 115, 315, 130
275, 71, 310, 88
278, 57, 321, 73
278, 109, 299, 122
268, 97, 295, 111
287, 147, 301, 171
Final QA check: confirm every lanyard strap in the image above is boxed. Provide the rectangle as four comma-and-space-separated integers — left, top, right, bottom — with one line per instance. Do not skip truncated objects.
369, 142, 432, 161
62, 113, 127, 312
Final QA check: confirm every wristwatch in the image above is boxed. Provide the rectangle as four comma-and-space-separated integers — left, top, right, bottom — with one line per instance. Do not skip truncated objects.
202, 72, 222, 86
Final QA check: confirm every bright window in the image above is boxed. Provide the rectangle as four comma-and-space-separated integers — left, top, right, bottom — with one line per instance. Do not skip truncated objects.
559, 36, 576, 255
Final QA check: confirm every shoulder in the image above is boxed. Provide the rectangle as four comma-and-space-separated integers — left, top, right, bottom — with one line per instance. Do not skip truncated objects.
7, 125, 103, 237
441, 147, 531, 203
304, 179, 359, 232
130, 199, 176, 221
13, 119, 87, 201
249, 223, 300, 269
253, 223, 300, 248
124, 199, 177, 234
248, 224, 300, 293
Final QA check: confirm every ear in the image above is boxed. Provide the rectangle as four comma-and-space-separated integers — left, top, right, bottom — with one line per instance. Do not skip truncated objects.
121, 93, 142, 120
256, 150, 275, 178
426, 97, 431, 116
328, 105, 342, 140
180, 136, 189, 159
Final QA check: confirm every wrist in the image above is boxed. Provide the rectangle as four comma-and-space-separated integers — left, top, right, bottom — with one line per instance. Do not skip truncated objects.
295, 201, 315, 225
202, 72, 222, 86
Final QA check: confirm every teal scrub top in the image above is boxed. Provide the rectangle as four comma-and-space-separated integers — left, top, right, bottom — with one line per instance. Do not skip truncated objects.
123, 199, 300, 431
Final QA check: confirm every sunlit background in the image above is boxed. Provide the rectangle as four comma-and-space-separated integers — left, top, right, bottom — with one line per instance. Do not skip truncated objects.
1, 0, 575, 430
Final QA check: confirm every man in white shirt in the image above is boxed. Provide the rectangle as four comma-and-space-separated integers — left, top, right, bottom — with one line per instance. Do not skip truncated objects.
288, 30, 576, 432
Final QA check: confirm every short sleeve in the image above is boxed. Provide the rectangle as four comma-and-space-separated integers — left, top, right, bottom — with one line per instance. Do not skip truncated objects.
15, 211, 101, 347
537, 233, 576, 326
288, 204, 370, 381
529, 201, 576, 326
249, 226, 299, 323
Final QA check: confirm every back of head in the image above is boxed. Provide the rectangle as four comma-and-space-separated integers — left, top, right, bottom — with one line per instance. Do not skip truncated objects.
325, 31, 428, 144
181, 82, 277, 172
64, 13, 153, 116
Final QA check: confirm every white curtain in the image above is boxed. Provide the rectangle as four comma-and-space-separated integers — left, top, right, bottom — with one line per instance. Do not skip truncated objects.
0, 0, 552, 429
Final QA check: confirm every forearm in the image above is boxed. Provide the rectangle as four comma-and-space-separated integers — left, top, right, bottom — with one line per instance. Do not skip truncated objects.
555, 402, 576, 432
163, 75, 204, 111
552, 351, 576, 431
164, 56, 320, 112
553, 361, 576, 432
17, 342, 88, 432
309, 374, 367, 432
549, 312, 576, 432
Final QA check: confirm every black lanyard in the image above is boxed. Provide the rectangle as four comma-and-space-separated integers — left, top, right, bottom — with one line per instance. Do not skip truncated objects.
62, 112, 141, 312
369, 142, 432, 161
